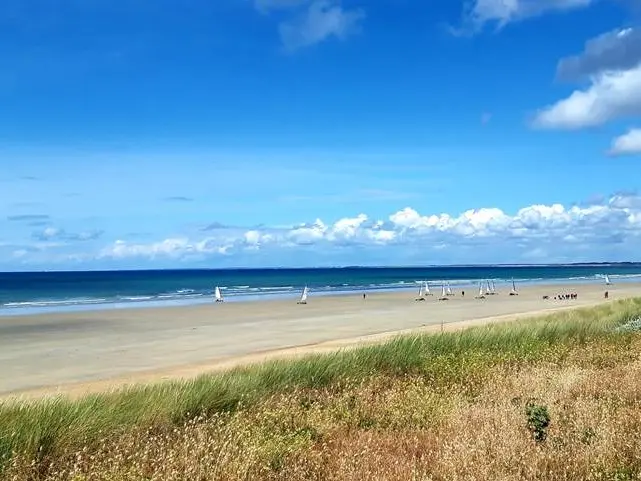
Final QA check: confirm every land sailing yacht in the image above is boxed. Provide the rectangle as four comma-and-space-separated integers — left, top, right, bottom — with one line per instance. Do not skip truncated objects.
446, 282, 454, 296
297, 286, 309, 305
214, 286, 224, 302
439, 284, 449, 301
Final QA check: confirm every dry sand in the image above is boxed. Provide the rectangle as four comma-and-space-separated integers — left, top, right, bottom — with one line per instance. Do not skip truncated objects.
1, 282, 638, 401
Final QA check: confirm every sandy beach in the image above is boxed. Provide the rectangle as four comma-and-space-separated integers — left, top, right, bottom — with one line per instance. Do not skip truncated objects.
1, 281, 638, 400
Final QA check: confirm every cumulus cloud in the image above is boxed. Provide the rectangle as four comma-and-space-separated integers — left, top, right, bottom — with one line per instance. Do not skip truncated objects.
609, 128, 641, 156
97, 193, 641, 262
533, 25, 641, 152
532, 63, 641, 129
99, 234, 260, 260
459, 0, 594, 32
278, 0, 365, 51
556, 27, 641, 81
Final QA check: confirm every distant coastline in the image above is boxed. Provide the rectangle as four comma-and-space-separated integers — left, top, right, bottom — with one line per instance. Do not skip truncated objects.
2, 261, 641, 275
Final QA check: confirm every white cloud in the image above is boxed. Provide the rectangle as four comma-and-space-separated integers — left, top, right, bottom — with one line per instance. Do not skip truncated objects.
461, 0, 593, 31
556, 27, 641, 81
287, 219, 327, 245
278, 0, 365, 51
102, 238, 194, 259
330, 213, 367, 239
252, 0, 364, 50
532, 26, 641, 154
532, 63, 641, 129
243, 230, 273, 250
95, 193, 641, 262
609, 128, 641, 156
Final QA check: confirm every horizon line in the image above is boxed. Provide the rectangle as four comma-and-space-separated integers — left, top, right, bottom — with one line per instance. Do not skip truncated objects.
1, 261, 639, 275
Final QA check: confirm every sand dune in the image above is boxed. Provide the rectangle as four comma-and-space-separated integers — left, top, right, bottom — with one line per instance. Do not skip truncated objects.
0, 281, 636, 400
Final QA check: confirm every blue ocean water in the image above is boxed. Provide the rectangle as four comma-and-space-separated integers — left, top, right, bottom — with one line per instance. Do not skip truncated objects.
1, 264, 640, 316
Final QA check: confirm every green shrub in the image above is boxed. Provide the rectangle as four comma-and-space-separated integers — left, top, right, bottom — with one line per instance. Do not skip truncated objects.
525, 400, 551, 443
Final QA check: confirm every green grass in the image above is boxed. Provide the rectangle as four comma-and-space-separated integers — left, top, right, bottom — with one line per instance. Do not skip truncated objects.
1, 298, 641, 472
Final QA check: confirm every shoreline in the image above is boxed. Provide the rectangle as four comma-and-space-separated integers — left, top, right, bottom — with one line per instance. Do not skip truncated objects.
1, 281, 637, 402
1, 275, 636, 317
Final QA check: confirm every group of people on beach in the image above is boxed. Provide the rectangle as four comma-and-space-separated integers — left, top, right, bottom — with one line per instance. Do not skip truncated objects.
554, 293, 578, 300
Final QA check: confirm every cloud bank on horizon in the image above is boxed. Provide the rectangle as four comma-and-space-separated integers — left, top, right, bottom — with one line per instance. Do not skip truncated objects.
101, 192, 641, 257
3, 192, 641, 270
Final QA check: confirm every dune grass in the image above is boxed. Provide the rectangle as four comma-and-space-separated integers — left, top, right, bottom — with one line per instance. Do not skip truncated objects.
2, 298, 641, 479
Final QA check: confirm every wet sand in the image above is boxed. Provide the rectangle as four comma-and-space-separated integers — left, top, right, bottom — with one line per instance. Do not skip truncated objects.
1, 282, 637, 400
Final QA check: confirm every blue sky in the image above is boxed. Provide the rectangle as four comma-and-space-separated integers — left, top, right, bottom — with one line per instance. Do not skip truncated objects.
1, 0, 641, 271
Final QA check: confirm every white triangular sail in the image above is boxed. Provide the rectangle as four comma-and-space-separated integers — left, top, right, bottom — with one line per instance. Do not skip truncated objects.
438, 282, 449, 301
510, 278, 518, 295
485, 280, 491, 295
446, 282, 453, 295
214, 286, 223, 302
298, 286, 308, 304
475, 282, 485, 299
424, 281, 432, 295
491, 280, 496, 294
605, 274, 611, 285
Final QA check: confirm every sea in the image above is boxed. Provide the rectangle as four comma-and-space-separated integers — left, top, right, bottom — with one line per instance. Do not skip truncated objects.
1, 264, 641, 316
